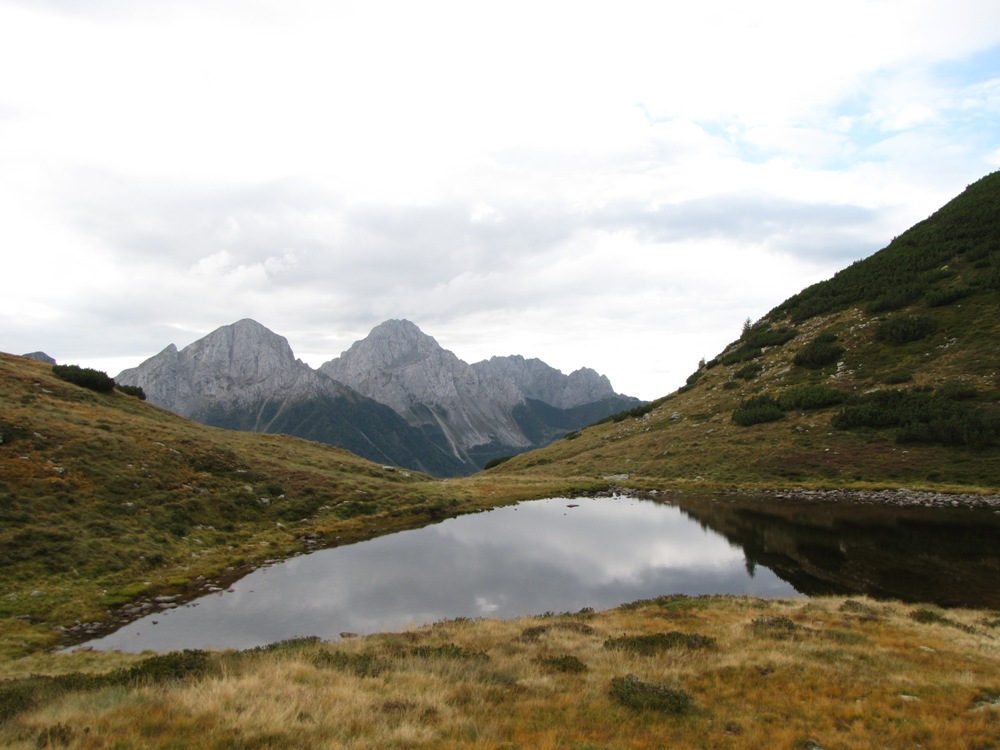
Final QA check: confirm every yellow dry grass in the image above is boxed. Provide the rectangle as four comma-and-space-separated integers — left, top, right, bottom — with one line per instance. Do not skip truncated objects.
3, 595, 998, 749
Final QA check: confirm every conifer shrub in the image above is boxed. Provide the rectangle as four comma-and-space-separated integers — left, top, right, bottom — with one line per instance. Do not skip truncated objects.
793, 332, 845, 369
876, 315, 937, 345
882, 370, 913, 384
484, 455, 514, 469
734, 362, 763, 380
51, 364, 116, 393
867, 284, 922, 313
116, 383, 147, 400
732, 395, 784, 426
720, 347, 763, 366
926, 286, 972, 307
831, 388, 1000, 448
777, 384, 848, 411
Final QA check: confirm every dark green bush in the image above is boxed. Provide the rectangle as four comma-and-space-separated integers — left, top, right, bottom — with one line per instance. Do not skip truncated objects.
734, 363, 763, 380
741, 325, 799, 349
51, 364, 116, 393
777, 384, 848, 411
720, 347, 763, 366
116, 383, 147, 400
483, 455, 514, 470
793, 333, 845, 369
832, 388, 1000, 448
937, 381, 978, 400
926, 286, 973, 307
882, 370, 913, 384
732, 396, 784, 427
867, 284, 922, 313
876, 315, 937, 345
609, 675, 694, 714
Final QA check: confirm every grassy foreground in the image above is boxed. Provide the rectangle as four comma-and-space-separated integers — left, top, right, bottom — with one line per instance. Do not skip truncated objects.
2, 595, 998, 749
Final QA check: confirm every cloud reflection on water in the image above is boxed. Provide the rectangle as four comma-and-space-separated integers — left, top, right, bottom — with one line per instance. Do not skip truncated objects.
80, 496, 797, 652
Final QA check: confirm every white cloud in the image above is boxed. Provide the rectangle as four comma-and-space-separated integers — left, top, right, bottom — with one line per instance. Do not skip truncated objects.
2, 0, 1000, 399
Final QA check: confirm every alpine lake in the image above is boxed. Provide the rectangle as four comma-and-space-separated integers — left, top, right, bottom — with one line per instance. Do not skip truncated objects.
74, 493, 1000, 653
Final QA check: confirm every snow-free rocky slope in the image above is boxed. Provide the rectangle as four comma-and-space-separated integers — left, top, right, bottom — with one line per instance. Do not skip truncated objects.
119, 319, 641, 475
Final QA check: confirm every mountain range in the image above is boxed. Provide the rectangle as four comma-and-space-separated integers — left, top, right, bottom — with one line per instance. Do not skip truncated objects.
116, 318, 641, 476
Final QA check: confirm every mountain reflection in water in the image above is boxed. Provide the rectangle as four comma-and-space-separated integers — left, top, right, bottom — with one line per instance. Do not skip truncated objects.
670, 495, 1000, 609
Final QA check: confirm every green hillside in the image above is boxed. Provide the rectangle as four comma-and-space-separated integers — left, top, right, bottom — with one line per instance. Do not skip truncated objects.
487, 171, 1000, 492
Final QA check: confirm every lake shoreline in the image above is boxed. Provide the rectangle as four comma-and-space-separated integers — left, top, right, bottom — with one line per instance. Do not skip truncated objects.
599, 485, 1000, 510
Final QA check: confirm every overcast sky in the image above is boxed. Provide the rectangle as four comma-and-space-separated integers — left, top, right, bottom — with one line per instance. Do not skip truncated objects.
3, 1, 999, 400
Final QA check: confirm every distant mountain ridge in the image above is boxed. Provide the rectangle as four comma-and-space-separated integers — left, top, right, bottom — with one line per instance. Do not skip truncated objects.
118, 319, 642, 475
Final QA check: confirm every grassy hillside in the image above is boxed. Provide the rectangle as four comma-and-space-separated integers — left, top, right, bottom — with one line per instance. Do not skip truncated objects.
0, 353, 505, 658
486, 171, 1000, 493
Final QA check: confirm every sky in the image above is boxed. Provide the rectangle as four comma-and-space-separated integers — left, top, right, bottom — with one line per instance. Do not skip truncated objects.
3, 0, 1000, 401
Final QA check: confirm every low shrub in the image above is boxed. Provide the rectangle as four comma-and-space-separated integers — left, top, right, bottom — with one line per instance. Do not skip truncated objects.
925, 286, 972, 307
909, 608, 975, 633
720, 347, 763, 366
876, 315, 937, 345
406, 643, 489, 661
734, 363, 763, 380
732, 396, 784, 426
748, 615, 801, 639
536, 655, 588, 674
314, 650, 388, 677
116, 383, 147, 400
51, 364, 116, 393
609, 675, 694, 714
937, 381, 978, 400
882, 370, 913, 384
866, 284, 922, 313
125, 650, 212, 683
793, 333, 845, 369
483, 455, 514, 470
604, 631, 716, 654
742, 325, 799, 349
777, 384, 848, 411
832, 388, 1000, 448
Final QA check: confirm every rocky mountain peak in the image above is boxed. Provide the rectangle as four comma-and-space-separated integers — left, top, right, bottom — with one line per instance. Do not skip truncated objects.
21, 351, 56, 365
342, 319, 443, 371
320, 321, 530, 457
471, 355, 616, 409
117, 319, 328, 418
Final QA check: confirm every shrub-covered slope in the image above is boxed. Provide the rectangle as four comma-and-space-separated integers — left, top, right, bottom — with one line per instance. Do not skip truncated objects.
488, 171, 1000, 492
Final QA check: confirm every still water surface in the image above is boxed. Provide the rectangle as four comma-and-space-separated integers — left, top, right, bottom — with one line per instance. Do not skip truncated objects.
80, 495, 796, 652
